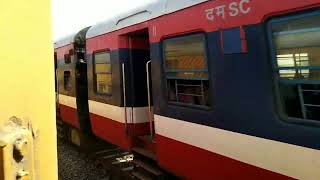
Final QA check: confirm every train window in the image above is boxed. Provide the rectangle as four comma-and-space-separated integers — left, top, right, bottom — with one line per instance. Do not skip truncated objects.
94, 51, 112, 95
63, 71, 71, 91
164, 34, 210, 107
64, 54, 71, 64
270, 12, 320, 122
54, 52, 57, 91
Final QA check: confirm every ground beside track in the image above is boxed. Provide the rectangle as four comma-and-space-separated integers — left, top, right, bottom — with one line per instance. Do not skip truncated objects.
57, 138, 109, 180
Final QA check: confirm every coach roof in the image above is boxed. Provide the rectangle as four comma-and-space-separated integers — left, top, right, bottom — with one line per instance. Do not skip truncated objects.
54, 32, 77, 49
86, 0, 209, 39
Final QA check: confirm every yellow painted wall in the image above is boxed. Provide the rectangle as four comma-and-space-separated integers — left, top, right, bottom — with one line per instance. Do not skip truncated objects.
0, 0, 57, 179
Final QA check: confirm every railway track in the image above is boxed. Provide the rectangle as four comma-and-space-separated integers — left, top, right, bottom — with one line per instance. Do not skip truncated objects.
57, 119, 174, 180
91, 147, 168, 180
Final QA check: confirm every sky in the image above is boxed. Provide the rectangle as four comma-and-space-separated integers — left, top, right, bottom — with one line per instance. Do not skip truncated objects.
52, 0, 154, 41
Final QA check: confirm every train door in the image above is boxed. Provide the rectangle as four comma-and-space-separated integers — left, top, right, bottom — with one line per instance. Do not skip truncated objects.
125, 29, 156, 157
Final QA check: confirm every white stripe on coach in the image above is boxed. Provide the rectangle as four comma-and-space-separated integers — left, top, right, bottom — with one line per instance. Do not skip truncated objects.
58, 94, 77, 109
154, 115, 320, 180
88, 100, 152, 124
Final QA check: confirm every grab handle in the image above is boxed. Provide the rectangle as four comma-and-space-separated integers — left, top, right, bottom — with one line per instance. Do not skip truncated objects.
146, 60, 154, 139
122, 63, 128, 135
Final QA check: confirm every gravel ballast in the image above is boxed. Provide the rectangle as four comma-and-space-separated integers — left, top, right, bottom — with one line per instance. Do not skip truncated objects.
57, 139, 109, 180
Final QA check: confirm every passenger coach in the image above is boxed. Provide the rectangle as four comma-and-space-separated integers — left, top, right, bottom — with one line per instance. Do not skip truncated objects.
56, 0, 320, 179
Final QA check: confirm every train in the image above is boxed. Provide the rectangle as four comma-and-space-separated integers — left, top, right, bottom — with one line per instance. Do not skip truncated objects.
54, 0, 320, 179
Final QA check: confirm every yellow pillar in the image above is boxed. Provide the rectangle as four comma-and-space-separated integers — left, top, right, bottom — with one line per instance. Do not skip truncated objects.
0, 0, 57, 179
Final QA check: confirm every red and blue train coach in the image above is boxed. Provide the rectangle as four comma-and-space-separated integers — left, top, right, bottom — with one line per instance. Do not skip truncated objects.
149, 0, 320, 179
150, 0, 320, 179
56, 0, 320, 179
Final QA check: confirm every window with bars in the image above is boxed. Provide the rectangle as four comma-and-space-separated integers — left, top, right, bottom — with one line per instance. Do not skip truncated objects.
94, 51, 112, 95
270, 12, 320, 122
163, 34, 210, 107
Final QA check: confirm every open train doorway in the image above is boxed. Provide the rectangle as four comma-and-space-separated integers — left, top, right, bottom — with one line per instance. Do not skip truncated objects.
125, 28, 156, 157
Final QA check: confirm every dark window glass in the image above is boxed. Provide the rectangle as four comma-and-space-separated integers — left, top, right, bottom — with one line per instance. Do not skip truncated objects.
94, 51, 112, 94
63, 71, 71, 91
54, 52, 57, 91
164, 34, 210, 107
270, 13, 320, 121
64, 54, 71, 64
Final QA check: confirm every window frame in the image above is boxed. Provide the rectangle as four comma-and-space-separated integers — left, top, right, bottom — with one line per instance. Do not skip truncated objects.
63, 70, 72, 92
267, 10, 320, 127
162, 33, 212, 110
54, 52, 58, 91
93, 49, 112, 96
64, 54, 71, 64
